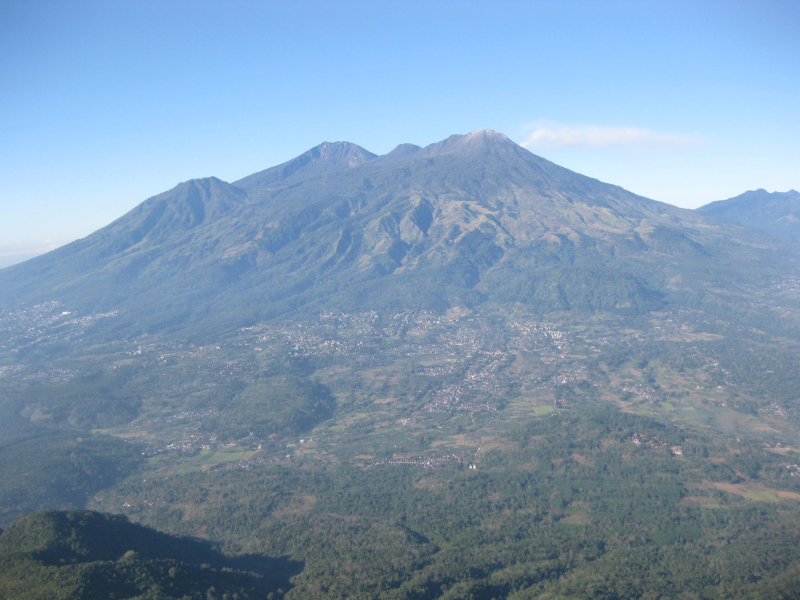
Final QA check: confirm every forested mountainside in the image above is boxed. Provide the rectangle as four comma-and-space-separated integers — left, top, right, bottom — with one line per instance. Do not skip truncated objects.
0, 131, 794, 344
698, 188, 800, 241
3, 132, 800, 599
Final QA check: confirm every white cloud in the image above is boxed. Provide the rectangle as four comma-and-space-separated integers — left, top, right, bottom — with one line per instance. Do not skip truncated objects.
0, 241, 64, 268
520, 121, 700, 150
0, 241, 62, 257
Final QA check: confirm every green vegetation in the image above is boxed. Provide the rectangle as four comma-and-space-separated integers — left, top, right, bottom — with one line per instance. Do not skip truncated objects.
698, 188, 800, 241
19, 370, 143, 429
3, 304, 800, 597
203, 375, 335, 439
91, 412, 800, 599
2, 133, 800, 597
0, 432, 141, 525
0, 510, 298, 599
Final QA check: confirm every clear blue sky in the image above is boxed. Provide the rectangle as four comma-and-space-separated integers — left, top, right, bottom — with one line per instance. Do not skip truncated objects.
1, 0, 798, 257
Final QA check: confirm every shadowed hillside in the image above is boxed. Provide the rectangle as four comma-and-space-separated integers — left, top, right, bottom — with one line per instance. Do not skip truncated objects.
0, 510, 301, 599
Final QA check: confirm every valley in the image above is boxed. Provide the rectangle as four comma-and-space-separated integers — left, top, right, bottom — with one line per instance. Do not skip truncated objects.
5, 296, 800, 461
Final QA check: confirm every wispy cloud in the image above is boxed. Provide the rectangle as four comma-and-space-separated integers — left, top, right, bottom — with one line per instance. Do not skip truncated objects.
0, 241, 64, 268
520, 121, 700, 150
0, 241, 62, 258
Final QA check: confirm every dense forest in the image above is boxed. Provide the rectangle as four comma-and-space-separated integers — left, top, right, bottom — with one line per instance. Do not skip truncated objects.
83, 412, 800, 600
0, 510, 296, 599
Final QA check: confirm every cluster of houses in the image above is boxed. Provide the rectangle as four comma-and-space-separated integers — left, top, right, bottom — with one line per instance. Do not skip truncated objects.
631, 433, 683, 455
367, 451, 471, 469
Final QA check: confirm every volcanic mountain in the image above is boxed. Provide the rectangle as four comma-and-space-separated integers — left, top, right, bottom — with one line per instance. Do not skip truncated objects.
697, 189, 800, 241
0, 130, 793, 340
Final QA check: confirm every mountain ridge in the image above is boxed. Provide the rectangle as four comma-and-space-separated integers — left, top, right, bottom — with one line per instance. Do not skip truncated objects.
0, 131, 794, 343
697, 188, 800, 241
234, 140, 377, 191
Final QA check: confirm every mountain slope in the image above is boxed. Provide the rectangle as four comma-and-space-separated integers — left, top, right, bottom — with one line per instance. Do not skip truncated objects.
234, 141, 377, 190
0, 510, 297, 599
697, 188, 800, 240
0, 131, 793, 342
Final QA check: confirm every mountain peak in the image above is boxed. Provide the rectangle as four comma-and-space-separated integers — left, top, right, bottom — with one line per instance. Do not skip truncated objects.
465, 129, 510, 140
385, 143, 422, 157
171, 175, 232, 192
3, 128, 784, 337
234, 141, 376, 191
312, 141, 376, 167
697, 188, 800, 240
374, 143, 423, 165
421, 129, 520, 158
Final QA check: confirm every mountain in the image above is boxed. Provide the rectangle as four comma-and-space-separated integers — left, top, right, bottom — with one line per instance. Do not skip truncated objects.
235, 140, 377, 190
0, 130, 794, 342
0, 510, 297, 599
697, 188, 800, 240
5, 132, 800, 600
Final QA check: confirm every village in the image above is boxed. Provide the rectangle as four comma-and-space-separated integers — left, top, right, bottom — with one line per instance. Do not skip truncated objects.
366, 451, 472, 469
1, 300, 796, 478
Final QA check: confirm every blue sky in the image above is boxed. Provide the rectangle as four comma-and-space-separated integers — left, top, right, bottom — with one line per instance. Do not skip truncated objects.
1, 0, 798, 261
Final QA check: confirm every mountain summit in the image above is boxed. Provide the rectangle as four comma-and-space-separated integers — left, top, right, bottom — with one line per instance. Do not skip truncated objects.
235, 141, 376, 190
0, 132, 792, 340
697, 189, 800, 241
422, 129, 514, 156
